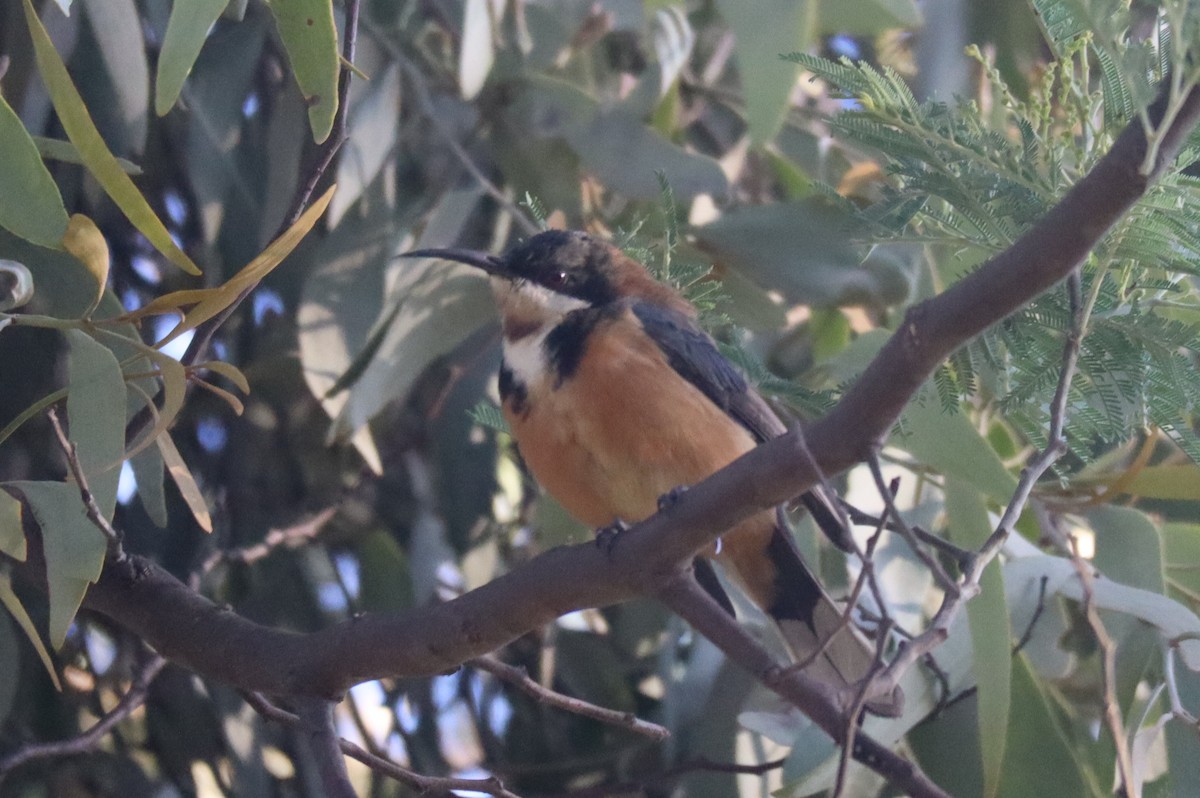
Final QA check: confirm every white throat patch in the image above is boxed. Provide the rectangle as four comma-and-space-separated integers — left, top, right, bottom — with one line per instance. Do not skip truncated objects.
497, 280, 589, 388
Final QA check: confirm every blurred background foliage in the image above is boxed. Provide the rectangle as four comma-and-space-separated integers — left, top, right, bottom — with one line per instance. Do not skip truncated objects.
1, 0, 1200, 796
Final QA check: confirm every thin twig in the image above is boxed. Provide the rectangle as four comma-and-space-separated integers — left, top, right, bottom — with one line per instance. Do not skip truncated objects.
864, 271, 1085, 706
192, 507, 337, 587
471, 654, 669, 740
1068, 533, 1137, 795
866, 455, 956, 592
174, 0, 362, 373
547, 755, 788, 798
47, 407, 125, 562
242, 691, 522, 798
0, 655, 165, 784
834, 618, 893, 798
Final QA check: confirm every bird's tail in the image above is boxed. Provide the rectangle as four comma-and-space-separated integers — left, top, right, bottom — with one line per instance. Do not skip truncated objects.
715, 512, 902, 717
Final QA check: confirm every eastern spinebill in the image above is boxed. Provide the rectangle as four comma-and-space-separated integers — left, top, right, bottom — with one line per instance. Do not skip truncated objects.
403, 229, 899, 714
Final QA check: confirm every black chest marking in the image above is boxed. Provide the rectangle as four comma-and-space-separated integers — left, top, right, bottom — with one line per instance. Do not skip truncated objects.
545, 304, 620, 387
498, 363, 529, 416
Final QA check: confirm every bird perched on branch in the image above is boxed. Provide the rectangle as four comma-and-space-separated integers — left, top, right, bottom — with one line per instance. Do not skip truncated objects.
403, 229, 899, 715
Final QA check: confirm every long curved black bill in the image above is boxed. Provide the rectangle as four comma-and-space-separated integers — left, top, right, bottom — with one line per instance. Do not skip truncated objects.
399, 247, 511, 279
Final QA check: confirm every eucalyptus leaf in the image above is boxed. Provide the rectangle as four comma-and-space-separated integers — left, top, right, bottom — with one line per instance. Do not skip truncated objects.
0, 93, 69, 248
6, 481, 106, 648
946, 477, 1011, 798
264, 0, 339, 142
155, 0, 228, 115
20, 0, 199, 274
715, 0, 812, 145
65, 330, 125, 520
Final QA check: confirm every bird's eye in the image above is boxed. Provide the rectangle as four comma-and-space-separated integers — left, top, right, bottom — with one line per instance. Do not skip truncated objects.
545, 271, 569, 289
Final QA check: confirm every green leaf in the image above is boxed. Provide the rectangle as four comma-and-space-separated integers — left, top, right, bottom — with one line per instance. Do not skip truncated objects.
0, 490, 25, 561
155, 0, 229, 116
998, 655, 1092, 797
946, 478, 1011, 798
715, 0, 814, 145
509, 76, 728, 200
693, 201, 910, 308
79, 0, 150, 153
32, 136, 142, 175
892, 384, 1018, 502
0, 93, 69, 249
7, 481, 106, 649
817, 0, 922, 35
0, 569, 61, 690
129, 444, 167, 527
1163, 522, 1200, 604
264, 0, 340, 143
468, 400, 509, 435
20, 0, 200, 275
65, 330, 125, 520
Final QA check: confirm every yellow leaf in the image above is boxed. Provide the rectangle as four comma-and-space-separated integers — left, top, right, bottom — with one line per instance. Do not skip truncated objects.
196, 360, 251, 392
20, 0, 201, 276
158, 185, 337, 348
156, 432, 212, 533
62, 214, 110, 316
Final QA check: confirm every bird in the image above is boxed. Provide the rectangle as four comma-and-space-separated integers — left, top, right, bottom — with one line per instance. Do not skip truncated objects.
402, 229, 898, 714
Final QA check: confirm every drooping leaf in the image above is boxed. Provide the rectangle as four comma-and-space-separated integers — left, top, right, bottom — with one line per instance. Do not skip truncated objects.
264, 0, 340, 142
0, 93, 69, 248
946, 477, 1011, 798
156, 432, 212, 533
61, 214, 109, 317
20, 0, 200, 275
65, 330, 125, 520
155, 0, 229, 115
7, 481, 106, 649
156, 184, 336, 347
0, 569, 61, 690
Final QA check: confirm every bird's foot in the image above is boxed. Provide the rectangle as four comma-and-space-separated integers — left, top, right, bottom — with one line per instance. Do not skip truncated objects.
657, 485, 689, 512
595, 519, 630, 554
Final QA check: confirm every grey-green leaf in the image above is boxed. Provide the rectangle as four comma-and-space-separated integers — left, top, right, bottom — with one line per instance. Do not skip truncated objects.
155, 0, 228, 115
65, 330, 126, 520
7, 481, 106, 648
0, 93, 69, 248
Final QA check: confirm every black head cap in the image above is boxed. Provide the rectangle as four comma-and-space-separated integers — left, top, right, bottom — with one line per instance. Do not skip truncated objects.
403, 230, 622, 306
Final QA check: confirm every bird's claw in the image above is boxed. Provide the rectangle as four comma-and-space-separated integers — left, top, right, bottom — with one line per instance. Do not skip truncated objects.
595, 519, 630, 555
657, 485, 688, 512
